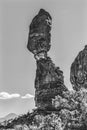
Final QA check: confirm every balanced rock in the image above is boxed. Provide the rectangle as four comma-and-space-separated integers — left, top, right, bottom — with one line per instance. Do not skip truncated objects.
70, 45, 87, 91
27, 9, 52, 60
27, 9, 68, 109
2, 9, 87, 130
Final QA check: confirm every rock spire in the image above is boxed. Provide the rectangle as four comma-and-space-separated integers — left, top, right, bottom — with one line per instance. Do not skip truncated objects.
27, 9, 67, 109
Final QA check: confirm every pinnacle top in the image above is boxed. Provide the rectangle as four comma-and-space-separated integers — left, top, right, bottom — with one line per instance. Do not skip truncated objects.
38, 8, 52, 20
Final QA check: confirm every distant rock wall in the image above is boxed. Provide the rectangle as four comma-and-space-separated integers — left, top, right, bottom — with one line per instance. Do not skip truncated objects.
70, 45, 87, 91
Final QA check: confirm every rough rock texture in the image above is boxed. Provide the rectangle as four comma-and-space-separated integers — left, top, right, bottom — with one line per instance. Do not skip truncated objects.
27, 9, 67, 109
52, 89, 87, 130
27, 9, 52, 60
27, 9, 87, 130
2, 9, 87, 130
70, 45, 87, 91
35, 57, 67, 108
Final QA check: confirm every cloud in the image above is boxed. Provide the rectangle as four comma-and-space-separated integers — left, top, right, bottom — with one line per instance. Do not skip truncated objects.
21, 94, 34, 99
0, 92, 34, 100
0, 92, 20, 99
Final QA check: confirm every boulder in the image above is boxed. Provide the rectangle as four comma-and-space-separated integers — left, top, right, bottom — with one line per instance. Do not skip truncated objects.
27, 9, 52, 60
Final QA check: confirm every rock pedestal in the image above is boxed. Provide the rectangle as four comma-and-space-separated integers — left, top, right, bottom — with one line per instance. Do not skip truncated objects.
35, 57, 67, 109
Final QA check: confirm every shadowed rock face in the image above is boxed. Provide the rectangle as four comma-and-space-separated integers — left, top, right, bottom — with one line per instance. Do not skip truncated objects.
35, 57, 67, 108
27, 9, 52, 60
27, 9, 67, 109
70, 45, 87, 91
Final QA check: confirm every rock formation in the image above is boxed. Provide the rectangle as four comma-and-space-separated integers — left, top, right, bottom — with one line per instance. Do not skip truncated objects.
70, 45, 87, 91
27, 8, 51, 59
26, 9, 87, 130
27, 9, 68, 109
2, 9, 87, 130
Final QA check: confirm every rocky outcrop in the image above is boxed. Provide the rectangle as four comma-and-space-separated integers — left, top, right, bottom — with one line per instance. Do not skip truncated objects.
70, 45, 87, 91
52, 89, 87, 130
27, 9, 68, 109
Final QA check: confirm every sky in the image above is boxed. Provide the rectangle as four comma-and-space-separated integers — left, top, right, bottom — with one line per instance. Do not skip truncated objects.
0, 0, 87, 118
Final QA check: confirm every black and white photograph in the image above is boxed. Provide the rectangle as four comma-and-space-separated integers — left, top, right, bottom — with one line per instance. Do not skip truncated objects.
0, 0, 87, 129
